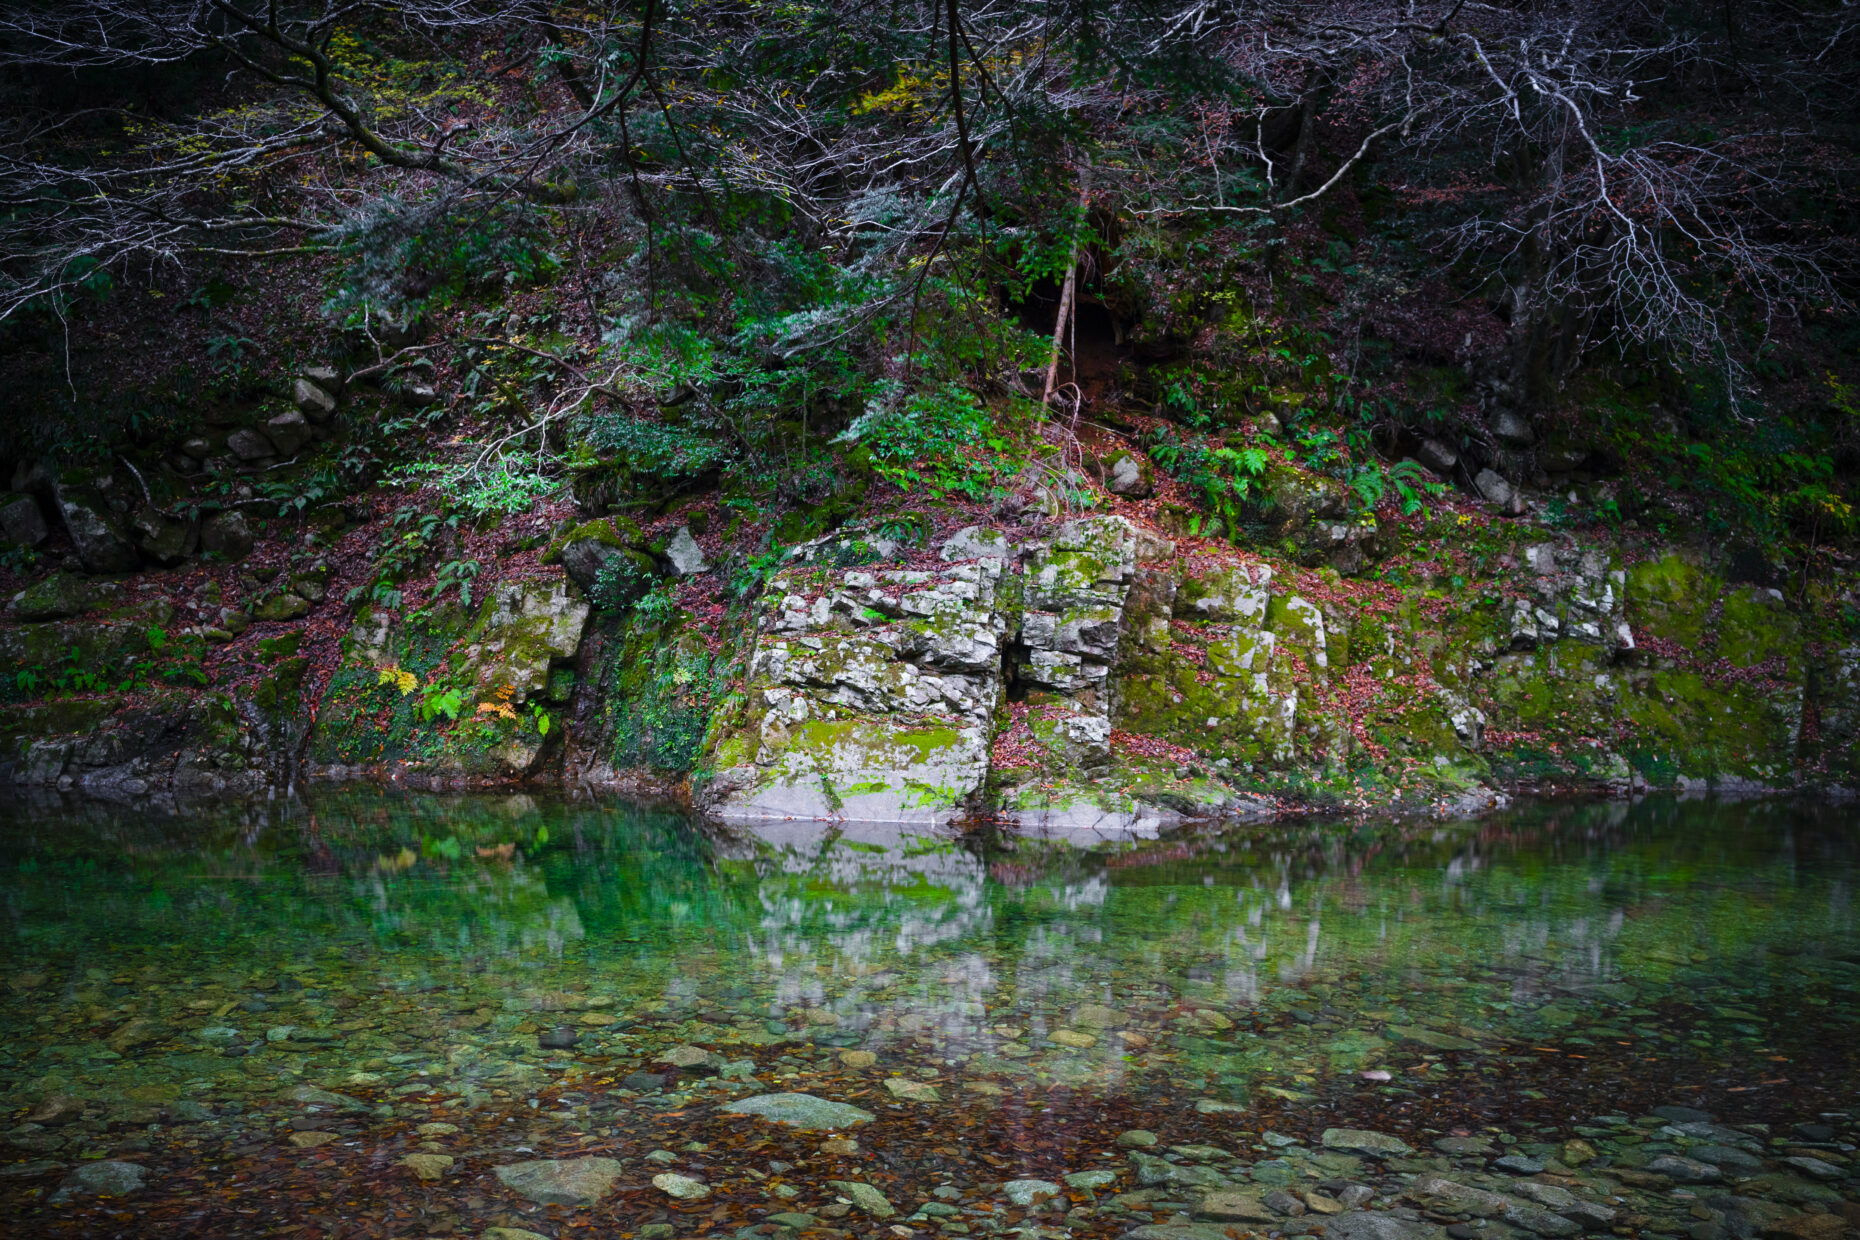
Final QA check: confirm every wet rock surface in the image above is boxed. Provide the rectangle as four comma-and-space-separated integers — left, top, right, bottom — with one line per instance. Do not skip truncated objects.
722, 1093, 877, 1130
497, 1156, 625, 1206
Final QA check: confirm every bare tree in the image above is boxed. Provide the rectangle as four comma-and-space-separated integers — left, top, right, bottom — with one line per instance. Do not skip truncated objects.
2, 0, 1850, 406
0, 0, 640, 321
1108, 0, 1854, 401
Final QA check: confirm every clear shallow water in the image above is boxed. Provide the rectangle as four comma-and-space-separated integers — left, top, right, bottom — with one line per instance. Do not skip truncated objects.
1, 793, 1856, 1235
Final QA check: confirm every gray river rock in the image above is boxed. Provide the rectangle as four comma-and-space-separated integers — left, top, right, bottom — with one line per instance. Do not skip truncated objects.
720, 1092, 876, 1129
495, 1157, 625, 1207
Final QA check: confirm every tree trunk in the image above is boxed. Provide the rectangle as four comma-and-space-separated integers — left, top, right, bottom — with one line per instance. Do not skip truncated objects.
1042, 167, 1093, 410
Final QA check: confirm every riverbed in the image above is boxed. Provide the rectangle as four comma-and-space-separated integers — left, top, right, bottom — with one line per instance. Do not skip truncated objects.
1, 793, 1854, 1239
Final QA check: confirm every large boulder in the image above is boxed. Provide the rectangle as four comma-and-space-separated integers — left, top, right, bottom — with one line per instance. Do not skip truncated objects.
664, 526, 709, 576
226, 429, 275, 462
1473, 468, 1514, 507
201, 511, 255, 561
0, 493, 49, 547
1263, 466, 1348, 540
52, 477, 138, 574
10, 572, 100, 621
293, 377, 337, 423
545, 517, 652, 600
129, 505, 192, 566
253, 591, 312, 622
1417, 439, 1459, 476
1094, 447, 1156, 498
263, 410, 312, 456
1538, 435, 1593, 473
1492, 410, 1536, 445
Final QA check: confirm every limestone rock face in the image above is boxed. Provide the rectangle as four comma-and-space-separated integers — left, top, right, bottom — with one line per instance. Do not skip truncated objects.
703, 517, 1193, 825
1299, 515, 1381, 575
308, 577, 589, 779
1510, 542, 1634, 653
459, 579, 590, 701
1012, 517, 1175, 769
1264, 470, 1349, 540
675, 509, 1846, 822
940, 524, 1011, 562
705, 531, 1012, 823
1114, 559, 1308, 774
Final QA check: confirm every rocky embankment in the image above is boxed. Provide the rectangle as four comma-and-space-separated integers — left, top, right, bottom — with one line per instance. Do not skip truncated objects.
1, 366, 1856, 819
691, 514, 1859, 826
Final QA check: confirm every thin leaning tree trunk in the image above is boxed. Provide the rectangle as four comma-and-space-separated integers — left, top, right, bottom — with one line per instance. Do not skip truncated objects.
1041, 166, 1092, 411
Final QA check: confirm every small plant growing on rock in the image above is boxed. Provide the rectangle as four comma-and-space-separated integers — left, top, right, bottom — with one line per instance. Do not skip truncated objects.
432, 558, 481, 608
377, 666, 418, 695
417, 684, 464, 723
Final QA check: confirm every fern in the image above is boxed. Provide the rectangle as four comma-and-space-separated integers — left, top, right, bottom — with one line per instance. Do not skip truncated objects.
1146, 429, 1271, 539
1351, 466, 1387, 509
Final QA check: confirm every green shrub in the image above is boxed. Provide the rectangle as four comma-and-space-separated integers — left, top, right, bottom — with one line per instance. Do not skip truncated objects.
323, 200, 559, 327
840, 384, 1017, 499
1148, 427, 1269, 534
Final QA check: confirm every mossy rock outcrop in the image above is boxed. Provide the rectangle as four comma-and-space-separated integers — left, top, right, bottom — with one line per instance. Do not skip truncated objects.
308, 577, 589, 779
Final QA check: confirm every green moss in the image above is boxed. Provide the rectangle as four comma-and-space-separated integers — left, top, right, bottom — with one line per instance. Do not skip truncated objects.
1626, 553, 1716, 648
254, 632, 302, 661
540, 515, 645, 564
251, 656, 309, 714
1617, 668, 1795, 782
1113, 655, 1294, 768
1266, 594, 1326, 662
0, 620, 155, 702
1368, 706, 1486, 788
307, 619, 455, 765
590, 602, 735, 773
0, 698, 117, 741
785, 718, 964, 768
1713, 587, 1801, 672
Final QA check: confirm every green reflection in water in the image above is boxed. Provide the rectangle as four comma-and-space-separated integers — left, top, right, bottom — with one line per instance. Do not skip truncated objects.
0, 792, 1854, 1114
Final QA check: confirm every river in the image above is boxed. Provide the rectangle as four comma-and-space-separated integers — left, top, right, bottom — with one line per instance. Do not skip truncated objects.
1, 793, 1854, 1238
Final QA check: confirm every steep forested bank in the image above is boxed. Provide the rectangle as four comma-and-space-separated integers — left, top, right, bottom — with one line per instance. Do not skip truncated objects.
0, 1, 1855, 815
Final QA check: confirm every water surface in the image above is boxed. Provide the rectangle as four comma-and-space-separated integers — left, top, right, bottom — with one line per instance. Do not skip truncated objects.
1, 793, 1855, 1235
